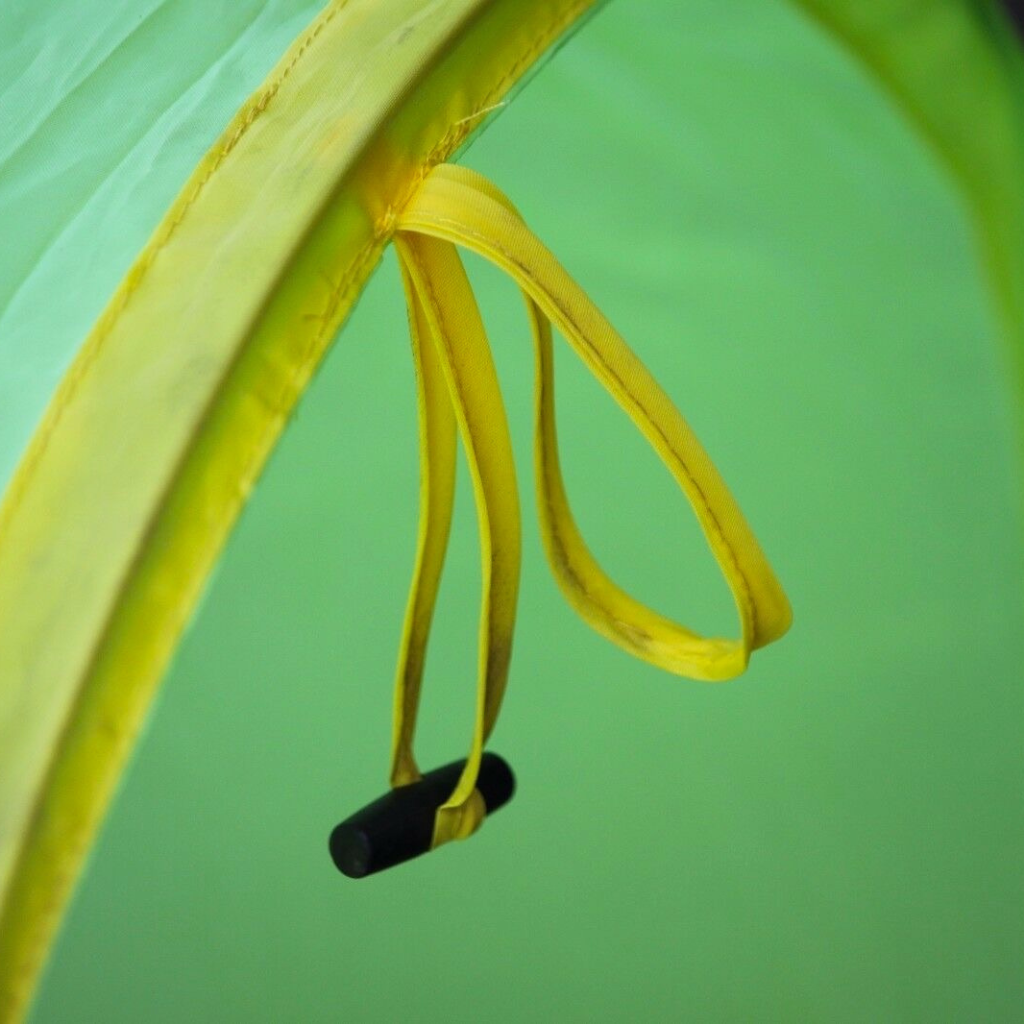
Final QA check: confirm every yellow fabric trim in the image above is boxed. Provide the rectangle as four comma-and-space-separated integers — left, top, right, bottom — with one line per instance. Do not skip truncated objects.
0, 2, 596, 1018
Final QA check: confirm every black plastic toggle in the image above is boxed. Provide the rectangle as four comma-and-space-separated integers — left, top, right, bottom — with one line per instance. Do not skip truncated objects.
328, 752, 516, 878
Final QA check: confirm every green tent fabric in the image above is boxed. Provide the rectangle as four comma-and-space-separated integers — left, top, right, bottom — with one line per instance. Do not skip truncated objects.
2, 0, 1023, 1020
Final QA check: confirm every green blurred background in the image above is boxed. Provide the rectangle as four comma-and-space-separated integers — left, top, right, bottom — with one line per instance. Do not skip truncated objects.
2, 0, 1022, 1019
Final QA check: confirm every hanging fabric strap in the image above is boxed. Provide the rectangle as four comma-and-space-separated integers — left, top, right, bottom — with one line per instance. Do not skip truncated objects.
392, 231, 522, 848
388, 163, 792, 852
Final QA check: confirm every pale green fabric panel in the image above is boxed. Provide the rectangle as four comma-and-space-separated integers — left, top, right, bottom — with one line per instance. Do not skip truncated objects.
0, 0, 326, 492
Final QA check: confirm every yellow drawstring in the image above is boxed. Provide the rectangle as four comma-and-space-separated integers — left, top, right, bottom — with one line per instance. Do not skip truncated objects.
391, 164, 792, 849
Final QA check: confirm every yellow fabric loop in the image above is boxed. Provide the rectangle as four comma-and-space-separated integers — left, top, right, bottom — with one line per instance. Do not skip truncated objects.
397, 164, 792, 682
392, 233, 522, 848
390, 253, 458, 790
388, 162, 791, 850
